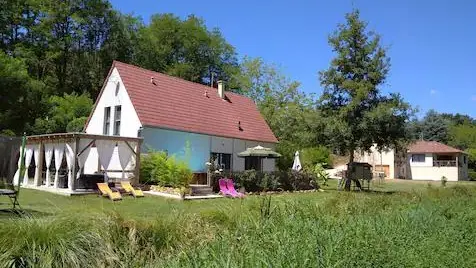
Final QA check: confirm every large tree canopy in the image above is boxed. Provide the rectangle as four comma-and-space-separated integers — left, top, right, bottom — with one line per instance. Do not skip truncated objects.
0, 51, 45, 134
134, 14, 239, 85
0, 1, 240, 135
235, 56, 324, 169
318, 10, 412, 162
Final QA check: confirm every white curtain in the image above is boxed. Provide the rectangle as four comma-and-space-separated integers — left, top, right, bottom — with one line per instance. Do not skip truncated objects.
76, 139, 92, 178
65, 143, 75, 190
53, 144, 64, 188
22, 145, 34, 185
118, 141, 134, 179
96, 140, 116, 174
44, 144, 54, 186
33, 146, 40, 185
13, 150, 23, 186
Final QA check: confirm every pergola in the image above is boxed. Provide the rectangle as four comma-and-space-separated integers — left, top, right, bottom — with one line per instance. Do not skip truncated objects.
12, 133, 142, 193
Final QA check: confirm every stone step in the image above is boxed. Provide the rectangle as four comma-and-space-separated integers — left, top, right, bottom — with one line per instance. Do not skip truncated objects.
190, 185, 214, 196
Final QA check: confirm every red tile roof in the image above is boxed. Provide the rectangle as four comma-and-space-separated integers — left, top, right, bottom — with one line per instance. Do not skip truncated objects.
111, 61, 278, 143
407, 140, 462, 154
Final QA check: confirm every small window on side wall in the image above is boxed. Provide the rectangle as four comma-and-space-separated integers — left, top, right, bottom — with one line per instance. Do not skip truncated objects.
245, 156, 261, 171
211, 153, 231, 171
103, 107, 111, 135
411, 154, 425, 163
113, 105, 121, 136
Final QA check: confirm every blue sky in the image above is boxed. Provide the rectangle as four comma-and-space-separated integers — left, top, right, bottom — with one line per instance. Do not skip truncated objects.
110, 0, 476, 118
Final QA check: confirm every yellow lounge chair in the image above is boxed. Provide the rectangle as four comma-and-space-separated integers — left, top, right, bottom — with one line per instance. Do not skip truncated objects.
120, 181, 145, 198
97, 183, 122, 201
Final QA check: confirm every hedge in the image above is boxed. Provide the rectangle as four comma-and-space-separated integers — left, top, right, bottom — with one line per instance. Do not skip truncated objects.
211, 170, 319, 193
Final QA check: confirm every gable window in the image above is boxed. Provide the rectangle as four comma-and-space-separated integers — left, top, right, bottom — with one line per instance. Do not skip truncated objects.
115, 82, 120, 96
411, 154, 425, 163
245, 156, 261, 171
113, 105, 121, 136
211, 153, 231, 171
103, 107, 111, 135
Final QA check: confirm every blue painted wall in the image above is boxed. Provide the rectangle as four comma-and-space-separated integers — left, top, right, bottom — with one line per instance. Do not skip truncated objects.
141, 127, 210, 172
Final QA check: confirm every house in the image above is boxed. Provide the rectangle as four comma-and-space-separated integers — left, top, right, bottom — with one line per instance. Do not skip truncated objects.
355, 141, 468, 181
83, 61, 278, 182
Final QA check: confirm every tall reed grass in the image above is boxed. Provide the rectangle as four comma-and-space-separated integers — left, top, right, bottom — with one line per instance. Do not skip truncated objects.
1, 184, 476, 267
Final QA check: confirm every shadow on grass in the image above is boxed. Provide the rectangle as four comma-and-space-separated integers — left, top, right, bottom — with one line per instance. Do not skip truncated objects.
0, 208, 52, 219
364, 189, 398, 195
321, 186, 398, 195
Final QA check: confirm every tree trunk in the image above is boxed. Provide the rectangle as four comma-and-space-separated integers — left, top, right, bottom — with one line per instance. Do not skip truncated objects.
345, 147, 355, 191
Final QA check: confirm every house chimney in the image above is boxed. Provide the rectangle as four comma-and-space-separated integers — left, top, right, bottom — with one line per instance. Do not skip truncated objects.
217, 80, 225, 99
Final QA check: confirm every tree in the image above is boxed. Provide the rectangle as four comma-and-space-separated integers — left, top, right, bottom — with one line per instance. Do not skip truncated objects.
1, 0, 243, 135
318, 10, 412, 188
235, 56, 324, 169
134, 14, 239, 85
0, 51, 45, 134
416, 110, 450, 143
32, 92, 93, 134
448, 123, 476, 149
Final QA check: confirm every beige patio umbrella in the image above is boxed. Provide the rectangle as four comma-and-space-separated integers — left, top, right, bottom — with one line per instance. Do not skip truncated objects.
237, 145, 282, 159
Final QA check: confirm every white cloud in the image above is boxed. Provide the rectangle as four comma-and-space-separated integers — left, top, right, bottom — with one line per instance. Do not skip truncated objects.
430, 89, 437, 95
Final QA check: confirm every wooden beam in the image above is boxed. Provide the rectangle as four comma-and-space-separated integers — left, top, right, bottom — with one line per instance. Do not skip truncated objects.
26, 132, 143, 144
103, 169, 136, 173
124, 141, 136, 155
77, 139, 95, 157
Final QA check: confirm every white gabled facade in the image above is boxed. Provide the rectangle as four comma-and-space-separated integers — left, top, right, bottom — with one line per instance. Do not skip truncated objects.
84, 68, 142, 178
85, 67, 142, 137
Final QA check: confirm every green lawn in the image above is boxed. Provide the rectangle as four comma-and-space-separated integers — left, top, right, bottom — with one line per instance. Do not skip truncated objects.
1, 180, 476, 267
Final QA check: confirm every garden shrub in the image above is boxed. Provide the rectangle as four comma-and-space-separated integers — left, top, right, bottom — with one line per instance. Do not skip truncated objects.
212, 169, 318, 193
300, 146, 333, 169
468, 170, 476, 181
140, 151, 193, 188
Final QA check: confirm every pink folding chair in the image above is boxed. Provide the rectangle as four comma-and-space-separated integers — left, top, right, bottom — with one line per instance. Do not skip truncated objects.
225, 178, 245, 198
218, 178, 232, 196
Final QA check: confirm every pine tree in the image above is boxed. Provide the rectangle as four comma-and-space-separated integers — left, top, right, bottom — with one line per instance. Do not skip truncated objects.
319, 10, 412, 189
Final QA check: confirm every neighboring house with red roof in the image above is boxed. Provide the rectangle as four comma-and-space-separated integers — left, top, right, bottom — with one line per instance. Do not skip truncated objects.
83, 61, 278, 181
355, 140, 468, 181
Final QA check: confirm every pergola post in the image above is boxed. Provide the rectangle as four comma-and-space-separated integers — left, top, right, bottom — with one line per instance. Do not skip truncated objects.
68, 137, 79, 191
133, 140, 142, 186
33, 142, 44, 186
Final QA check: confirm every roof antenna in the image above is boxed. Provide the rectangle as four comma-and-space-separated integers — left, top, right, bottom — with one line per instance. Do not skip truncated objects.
210, 72, 215, 87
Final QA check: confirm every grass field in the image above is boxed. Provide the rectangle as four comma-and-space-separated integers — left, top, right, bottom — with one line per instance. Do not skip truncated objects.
1, 179, 476, 267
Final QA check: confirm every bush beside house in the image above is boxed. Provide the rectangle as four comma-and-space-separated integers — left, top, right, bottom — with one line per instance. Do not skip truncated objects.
140, 151, 193, 188
212, 170, 319, 193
